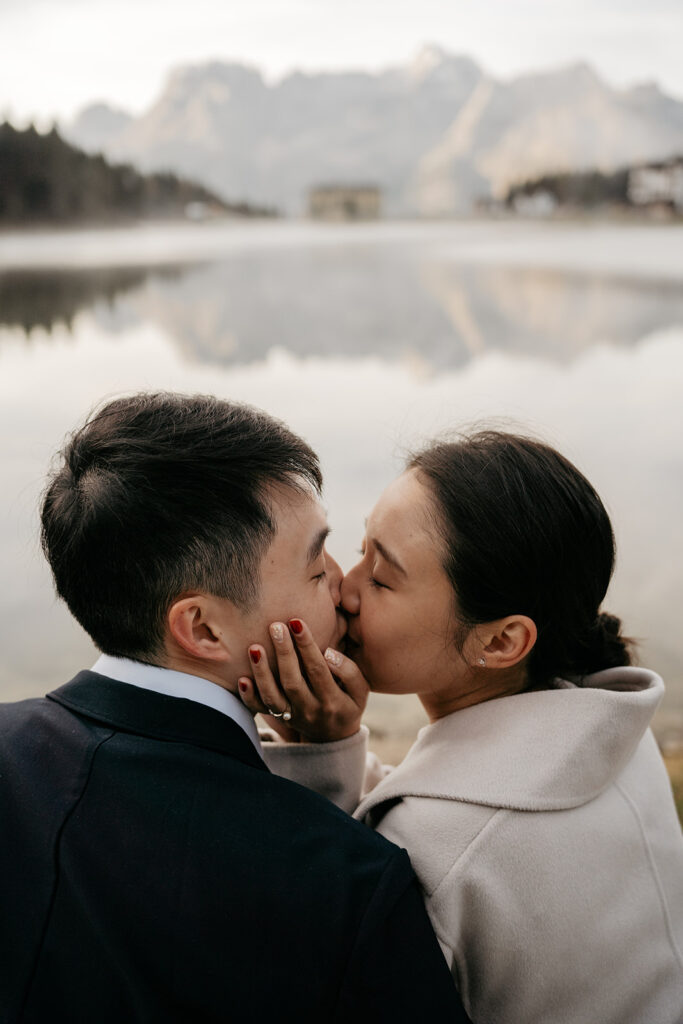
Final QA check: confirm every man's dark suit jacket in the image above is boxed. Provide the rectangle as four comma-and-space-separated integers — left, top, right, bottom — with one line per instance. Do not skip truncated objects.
0, 671, 468, 1023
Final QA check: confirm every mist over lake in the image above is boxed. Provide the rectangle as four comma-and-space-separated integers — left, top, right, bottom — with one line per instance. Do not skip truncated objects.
1, 219, 682, 748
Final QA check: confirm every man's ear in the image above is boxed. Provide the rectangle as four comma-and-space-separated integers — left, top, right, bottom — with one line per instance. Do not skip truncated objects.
468, 615, 537, 670
167, 595, 233, 663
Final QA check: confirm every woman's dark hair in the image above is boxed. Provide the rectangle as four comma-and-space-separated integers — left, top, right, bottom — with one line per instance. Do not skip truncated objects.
409, 430, 633, 687
41, 392, 322, 661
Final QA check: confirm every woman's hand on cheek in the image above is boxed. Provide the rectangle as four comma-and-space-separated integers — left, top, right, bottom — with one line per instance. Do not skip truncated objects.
238, 644, 301, 743
239, 618, 369, 743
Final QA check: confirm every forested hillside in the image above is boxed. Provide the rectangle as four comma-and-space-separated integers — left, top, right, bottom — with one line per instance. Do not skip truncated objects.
0, 123, 272, 223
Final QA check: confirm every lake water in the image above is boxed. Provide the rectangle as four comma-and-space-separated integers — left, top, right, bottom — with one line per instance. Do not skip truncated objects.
1, 218, 682, 751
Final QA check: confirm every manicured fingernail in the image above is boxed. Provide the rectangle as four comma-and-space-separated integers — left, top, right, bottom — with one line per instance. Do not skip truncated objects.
270, 622, 285, 642
289, 619, 303, 635
325, 648, 343, 668
238, 680, 248, 694
249, 647, 261, 664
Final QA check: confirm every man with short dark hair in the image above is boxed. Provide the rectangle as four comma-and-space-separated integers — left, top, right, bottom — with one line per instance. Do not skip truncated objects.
0, 393, 468, 1023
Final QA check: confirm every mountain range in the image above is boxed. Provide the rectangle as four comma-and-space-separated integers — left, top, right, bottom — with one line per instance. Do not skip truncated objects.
65, 46, 683, 216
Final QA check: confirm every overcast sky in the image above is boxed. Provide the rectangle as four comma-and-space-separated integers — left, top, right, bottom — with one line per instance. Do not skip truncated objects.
2, 0, 683, 126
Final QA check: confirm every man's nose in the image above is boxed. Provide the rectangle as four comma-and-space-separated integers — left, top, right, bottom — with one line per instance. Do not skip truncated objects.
326, 552, 343, 606
340, 566, 360, 616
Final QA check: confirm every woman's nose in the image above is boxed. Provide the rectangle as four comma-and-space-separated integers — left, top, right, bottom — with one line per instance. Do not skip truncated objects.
340, 564, 360, 616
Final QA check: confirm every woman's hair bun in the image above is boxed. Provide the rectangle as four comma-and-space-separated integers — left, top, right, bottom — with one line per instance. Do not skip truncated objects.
578, 611, 635, 673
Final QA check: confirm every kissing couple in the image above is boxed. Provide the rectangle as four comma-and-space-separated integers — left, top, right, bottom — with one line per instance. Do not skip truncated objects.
1, 392, 681, 1024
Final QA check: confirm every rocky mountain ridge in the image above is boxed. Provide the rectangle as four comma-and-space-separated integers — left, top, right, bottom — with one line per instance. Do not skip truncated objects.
65, 46, 683, 215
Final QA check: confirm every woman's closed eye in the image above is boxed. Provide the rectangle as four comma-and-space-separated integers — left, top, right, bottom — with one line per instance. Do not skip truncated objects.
357, 545, 390, 590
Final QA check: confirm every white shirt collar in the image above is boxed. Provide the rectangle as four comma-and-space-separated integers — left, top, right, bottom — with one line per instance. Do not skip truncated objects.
91, 654, 263, 759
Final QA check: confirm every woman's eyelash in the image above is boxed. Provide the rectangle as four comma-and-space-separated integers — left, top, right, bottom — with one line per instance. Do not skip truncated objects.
313, 570, 327, 582
357, 546, 386, 587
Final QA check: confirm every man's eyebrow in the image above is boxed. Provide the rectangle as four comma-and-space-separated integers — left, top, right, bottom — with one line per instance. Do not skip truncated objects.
307, 526, 331, 566
371, 538, 407, 577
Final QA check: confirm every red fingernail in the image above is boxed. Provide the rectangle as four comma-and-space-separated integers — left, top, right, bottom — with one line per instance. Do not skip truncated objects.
238, 680, 248, 693
249, 647, 261, 664
289, 619, 303, 635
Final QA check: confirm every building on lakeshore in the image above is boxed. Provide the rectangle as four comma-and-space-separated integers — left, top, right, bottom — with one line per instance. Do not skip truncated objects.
628, 158, 683, 211
510, 189, 558, 218
308, 184, 381, 221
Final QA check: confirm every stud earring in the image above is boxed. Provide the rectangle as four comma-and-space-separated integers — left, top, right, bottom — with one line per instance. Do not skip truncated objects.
478, 656, 486, 667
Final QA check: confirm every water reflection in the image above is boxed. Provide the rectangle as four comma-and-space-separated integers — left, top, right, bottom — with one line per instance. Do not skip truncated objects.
0, 266, 187, 336
3, 255, 683, 368
421, 264, 683, 361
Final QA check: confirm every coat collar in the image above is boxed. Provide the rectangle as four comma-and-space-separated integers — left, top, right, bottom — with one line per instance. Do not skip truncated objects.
48, 671, 268, 773
356, 667, 664, 819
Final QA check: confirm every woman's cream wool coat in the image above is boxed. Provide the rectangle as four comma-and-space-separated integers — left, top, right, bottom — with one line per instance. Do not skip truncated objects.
263, 667, 683, 1024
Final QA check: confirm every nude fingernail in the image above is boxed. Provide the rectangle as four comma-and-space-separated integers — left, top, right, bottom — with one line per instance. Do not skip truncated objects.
270, 622, 285, 642
325, 648, 343, 668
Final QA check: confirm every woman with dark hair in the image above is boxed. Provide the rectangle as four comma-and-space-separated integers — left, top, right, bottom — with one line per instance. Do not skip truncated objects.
240, 431, 683, 1024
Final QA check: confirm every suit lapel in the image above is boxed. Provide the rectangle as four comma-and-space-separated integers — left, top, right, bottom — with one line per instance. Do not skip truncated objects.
48, 671, 267, 772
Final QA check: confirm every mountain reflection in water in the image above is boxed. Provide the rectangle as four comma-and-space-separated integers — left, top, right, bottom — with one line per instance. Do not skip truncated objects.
3, 255, 683, 370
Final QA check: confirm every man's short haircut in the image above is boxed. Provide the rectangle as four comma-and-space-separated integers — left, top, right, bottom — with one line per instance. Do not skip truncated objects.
41, 392, 322, 661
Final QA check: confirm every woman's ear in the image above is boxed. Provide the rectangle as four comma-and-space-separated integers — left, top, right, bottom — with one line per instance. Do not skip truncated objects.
167, 595, 232, 663
471, 615, 537, 669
